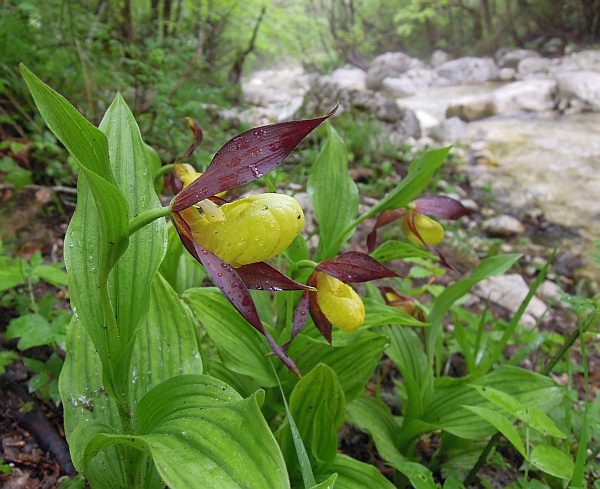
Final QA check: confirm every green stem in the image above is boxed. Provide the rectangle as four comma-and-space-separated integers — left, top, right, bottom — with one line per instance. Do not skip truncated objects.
128, 205, 172, 237
295, 259, 317, 270
154, 164, 174, 184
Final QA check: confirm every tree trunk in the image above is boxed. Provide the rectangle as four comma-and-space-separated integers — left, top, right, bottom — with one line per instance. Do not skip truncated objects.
228, 6, 266, 85
121, 0, 134, 43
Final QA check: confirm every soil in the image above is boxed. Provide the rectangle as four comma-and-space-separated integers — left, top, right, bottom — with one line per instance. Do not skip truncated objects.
0, 166, 598, 488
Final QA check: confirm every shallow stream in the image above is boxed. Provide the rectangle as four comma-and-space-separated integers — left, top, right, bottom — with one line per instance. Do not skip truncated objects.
399, 86, 600, 283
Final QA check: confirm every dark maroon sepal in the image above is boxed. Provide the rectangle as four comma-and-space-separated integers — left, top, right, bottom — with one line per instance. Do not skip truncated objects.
367, 208, 405, 252
315, 251, 402, 282
281, 291, 311, 351
172, 212, 301, 375
307, 273, 333, 344
413, 195, 471, 219
172, 106, 338, 212
181, 117, 204, 160
236, 262, 315, 292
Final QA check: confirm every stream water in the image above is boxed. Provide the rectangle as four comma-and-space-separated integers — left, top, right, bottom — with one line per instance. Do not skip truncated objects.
398, 86, 600, 284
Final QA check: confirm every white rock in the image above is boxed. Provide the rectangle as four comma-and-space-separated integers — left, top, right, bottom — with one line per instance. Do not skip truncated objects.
429, 116, 468, 142
517, 57, 552, 77
366, 52, 423, 90
537, 280, 565, 303
482, 215, 525, 236
446, 93, 494, 121
496, 49, 541, 69
491, 79, 557, 113
430, 49, 450, 68
556, 70, 600, 112
326, 67, 367, 90
434, 56, 499, 85
472, 274, 548, 327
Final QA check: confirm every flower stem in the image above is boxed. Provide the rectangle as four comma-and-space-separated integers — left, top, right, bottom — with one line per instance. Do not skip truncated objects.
128, 205, 172, 237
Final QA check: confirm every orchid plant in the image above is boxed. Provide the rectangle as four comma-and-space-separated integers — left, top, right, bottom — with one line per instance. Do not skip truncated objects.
21, 64, 571, 489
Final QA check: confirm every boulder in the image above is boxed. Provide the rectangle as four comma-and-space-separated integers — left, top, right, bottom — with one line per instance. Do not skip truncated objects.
325, 66, 367, 90
430, 49, 450, 68
446, 93, 495, 121
300, 78, 421, 140
491, 79, 557, 113
556, 70, 600, 112
517, 57, 552, 77
434, 56, 499, 85
366, 52, 423, 90
482, 215, 525, 237
381, 68, 439, 98
429, 117, 468, 143
496, 49, 541, 69
446, 79, 557, 120
472, 274, 548, 327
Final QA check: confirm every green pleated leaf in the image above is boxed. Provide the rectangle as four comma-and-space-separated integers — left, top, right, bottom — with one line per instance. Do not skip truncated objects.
409, 366, 563, 442
315, 454, 395, 489
280, 364, 346, 476
127, 273, 203, 414
346, 395, 437, 489
462, 405, 526, 457
184, 287, 277, 387
58, 317, 127, 488
99, 94, 167, 361
368, 146, 451, 218
133, 374, 289, 489
307, 123, 359, 260
529, 444, 574, 479
20, 65, 130, 292
284, 330, 388, 403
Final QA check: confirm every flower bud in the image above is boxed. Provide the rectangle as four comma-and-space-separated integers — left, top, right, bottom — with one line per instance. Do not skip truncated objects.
182, 193, 304, 267
315, 272, 365, 333
401, 211, 444, 246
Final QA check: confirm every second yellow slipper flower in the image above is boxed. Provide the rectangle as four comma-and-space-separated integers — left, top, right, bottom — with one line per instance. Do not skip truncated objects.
315, 271, 365, 333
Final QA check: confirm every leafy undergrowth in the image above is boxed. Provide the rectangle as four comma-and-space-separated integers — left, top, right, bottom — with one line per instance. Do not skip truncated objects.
1, 165, 598, 488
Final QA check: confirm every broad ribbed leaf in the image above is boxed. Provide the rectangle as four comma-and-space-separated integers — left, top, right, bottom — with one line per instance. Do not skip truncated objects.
22, 67, 128, 379
173, 108, 336, 212
280, 364, 345, 476
283, 331, 388, 402
314, 454, 395, 489
21, 65, 129, 292
308, 124, 359, 260
99, 95, 167, 362
127, 273, 203, 413
133, 374, 289, 488
346, 395, 437, 489
184, 287, 278, 386
59, 317, 127, 488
